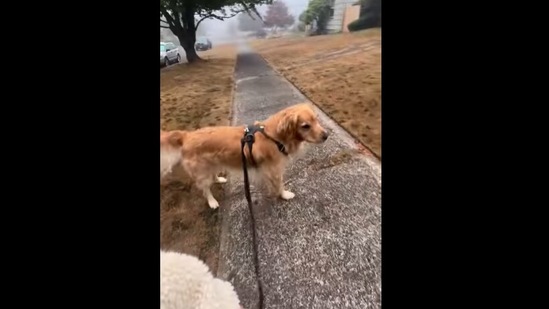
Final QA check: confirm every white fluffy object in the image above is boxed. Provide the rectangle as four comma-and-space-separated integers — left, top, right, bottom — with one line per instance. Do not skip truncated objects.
161, 251, 241, 309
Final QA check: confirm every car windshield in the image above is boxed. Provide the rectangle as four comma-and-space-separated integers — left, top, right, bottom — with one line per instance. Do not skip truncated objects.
160, 45, 166, 52
196, 38, 207, 44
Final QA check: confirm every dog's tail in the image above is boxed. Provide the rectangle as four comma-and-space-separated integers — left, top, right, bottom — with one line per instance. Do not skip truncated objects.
160, 130, 187, 178
161, 130, 187, 148
169, 131, 186, 147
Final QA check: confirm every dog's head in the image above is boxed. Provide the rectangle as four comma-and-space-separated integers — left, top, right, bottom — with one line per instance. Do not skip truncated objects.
276, 103, 329, 144
160, 130, 185, 178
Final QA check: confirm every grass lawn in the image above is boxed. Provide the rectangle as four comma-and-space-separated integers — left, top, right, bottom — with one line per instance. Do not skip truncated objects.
250, 28, 381, 158
160, 44, 236, 272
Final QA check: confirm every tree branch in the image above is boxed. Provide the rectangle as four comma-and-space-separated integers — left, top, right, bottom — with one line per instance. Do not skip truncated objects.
198, 11, 239, 22
245, 10, 263, 21
160, 25, 170, 29
160, 7, 176, 28
237, 3, 264, 22
195, 15, 211, 29
196, 12, 238, 29
221, 12, 239, 20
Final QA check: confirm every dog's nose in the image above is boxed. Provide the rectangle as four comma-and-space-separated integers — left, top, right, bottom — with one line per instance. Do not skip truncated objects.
322, 130, 329, 141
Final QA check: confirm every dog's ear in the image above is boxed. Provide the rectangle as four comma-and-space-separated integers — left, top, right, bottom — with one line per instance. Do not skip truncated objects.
276, 112, 299, 137
167, 131, 184, 147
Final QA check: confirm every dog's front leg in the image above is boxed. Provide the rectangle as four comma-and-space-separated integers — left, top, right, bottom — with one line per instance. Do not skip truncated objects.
280, 188, 295, 200
261, 165, 295, 200
215, 173, 227, 184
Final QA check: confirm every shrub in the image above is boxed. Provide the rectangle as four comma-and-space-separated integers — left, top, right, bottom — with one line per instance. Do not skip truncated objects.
347, 12, 381, 32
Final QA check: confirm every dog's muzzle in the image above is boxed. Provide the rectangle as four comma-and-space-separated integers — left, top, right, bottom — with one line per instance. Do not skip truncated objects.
321, 130, 329, 141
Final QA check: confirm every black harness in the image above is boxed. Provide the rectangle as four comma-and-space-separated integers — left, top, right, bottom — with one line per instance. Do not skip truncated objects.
241, 124, 287, 179
240, 123, 288, 206
240, 124, 287, 308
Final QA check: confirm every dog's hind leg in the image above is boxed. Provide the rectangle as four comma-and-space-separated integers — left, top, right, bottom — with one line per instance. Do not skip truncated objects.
204, 188, 220, 209
182, 159, 221, 209
196, 175, 220, 209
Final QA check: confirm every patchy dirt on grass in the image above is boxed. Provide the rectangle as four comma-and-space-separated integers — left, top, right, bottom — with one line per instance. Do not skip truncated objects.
160, 44, 236, 273
307, 149, 359, 171
251, 29, 381, 158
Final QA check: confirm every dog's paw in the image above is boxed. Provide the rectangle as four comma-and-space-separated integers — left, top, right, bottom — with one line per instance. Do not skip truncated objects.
215, 176, 227, 184
208, 198, 220, 209
280, 190, 295, 200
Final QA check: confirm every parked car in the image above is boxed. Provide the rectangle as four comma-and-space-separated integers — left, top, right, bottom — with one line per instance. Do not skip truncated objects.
246, 29, 267, 39
160, 42, 181, 67
255, 29, 267, 39
195, 37, 212, 51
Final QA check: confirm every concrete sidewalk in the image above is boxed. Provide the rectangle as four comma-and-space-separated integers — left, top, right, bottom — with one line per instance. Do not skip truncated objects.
218, 43, 381, 309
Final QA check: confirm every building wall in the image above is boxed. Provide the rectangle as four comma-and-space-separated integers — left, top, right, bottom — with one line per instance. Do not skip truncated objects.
342, 4, 361, 32
326, 0, 357, 33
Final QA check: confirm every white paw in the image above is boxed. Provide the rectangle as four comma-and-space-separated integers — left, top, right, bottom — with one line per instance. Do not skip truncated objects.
280, 190, 295, 200
208, 198, 220, 209
215, 176, 227, 184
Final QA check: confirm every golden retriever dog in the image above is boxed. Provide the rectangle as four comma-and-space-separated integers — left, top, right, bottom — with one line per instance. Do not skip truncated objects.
162, 103, 329, 209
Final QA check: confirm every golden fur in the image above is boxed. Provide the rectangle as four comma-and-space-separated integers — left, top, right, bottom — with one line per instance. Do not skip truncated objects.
160, 130, 186, 178
161, 103, 329, 208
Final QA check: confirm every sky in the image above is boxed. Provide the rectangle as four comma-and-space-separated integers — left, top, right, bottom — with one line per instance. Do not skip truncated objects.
199, 0, 309, 43
256, 0, 309, 17
161, 0, 310, 45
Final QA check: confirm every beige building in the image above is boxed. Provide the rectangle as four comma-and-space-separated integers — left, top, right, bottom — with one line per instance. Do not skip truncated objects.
326, 0, 362, 33
342, 3, 361, 32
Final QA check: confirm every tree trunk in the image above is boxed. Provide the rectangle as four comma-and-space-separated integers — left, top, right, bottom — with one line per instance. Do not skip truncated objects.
180, 5, 203, 64
178, 34, 202, 63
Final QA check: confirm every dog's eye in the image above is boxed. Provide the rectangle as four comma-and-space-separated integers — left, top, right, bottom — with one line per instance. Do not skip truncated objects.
301, 124, 311, 129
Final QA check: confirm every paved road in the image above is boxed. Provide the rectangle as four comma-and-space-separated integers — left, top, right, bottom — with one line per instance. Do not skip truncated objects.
218, 43, 381, 309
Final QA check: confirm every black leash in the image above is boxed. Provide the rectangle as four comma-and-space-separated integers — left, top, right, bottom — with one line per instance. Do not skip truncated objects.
240, 124, 287, 308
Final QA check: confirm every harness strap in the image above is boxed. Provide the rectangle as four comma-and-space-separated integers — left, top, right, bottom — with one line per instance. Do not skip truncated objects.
242, 124, 288, 167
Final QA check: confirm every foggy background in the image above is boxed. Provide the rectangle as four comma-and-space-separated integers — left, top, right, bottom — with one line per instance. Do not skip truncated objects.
161, 0, 309, 45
